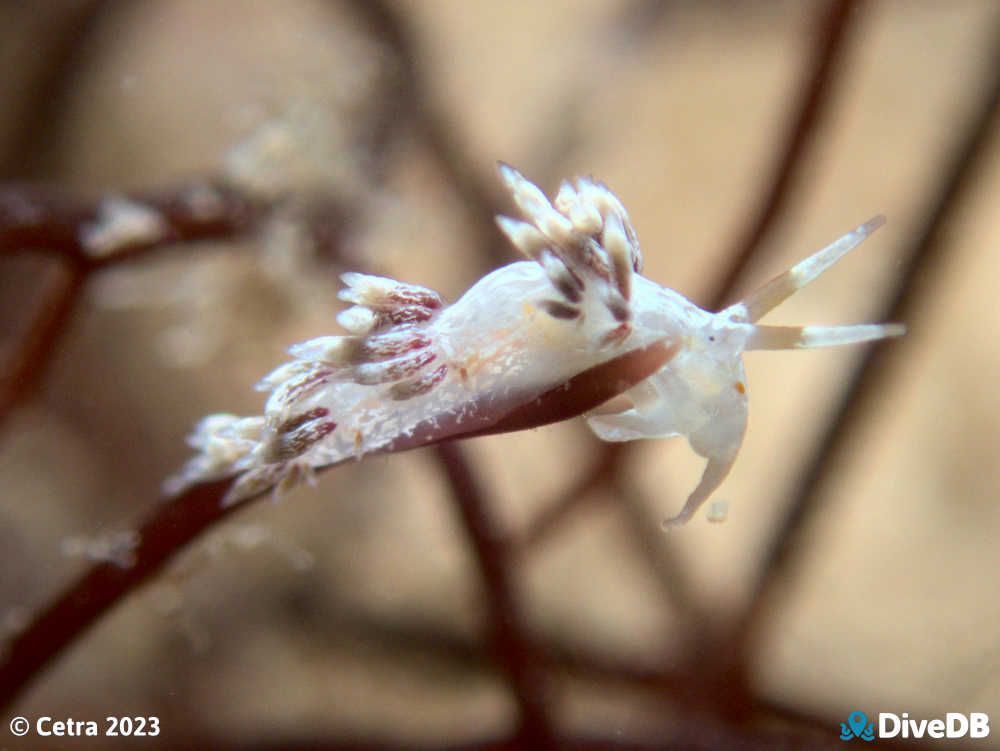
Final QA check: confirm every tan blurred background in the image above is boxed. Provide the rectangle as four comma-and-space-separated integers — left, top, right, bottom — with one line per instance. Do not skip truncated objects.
1, 0, 998, 748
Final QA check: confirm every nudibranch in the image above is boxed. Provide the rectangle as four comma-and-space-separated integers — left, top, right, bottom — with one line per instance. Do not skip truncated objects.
167, 164, 904, 526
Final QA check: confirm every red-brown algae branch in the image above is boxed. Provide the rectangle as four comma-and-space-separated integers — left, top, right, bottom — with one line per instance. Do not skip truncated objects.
0, 180, 264, 423
342, 0, 514, 272
383, 340, 681, 449
0, 478, 238, 709
708, 0, 861, 311
0, 1, 115, 179
0, 180, 259, 269
434, 442, 554, 744
0, 178, 267, 698
0, 262, 85, 423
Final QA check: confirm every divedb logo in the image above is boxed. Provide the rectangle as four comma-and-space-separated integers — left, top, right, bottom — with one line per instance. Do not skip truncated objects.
840, 710, 991, 741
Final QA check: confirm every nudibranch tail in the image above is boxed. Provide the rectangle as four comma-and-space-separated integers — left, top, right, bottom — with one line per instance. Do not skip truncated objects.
729, 215, 887, 324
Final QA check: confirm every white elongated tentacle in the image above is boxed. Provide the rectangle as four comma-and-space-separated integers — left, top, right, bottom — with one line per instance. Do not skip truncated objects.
727, 216, 886, 323
747, 322, 906, 350
661, 455, 738, 528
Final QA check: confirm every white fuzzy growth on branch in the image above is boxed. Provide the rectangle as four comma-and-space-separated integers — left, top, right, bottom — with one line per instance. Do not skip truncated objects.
80, 196, 168, 257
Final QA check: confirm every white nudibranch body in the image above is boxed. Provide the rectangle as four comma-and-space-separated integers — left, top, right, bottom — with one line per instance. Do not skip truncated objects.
166, 164, 904, 526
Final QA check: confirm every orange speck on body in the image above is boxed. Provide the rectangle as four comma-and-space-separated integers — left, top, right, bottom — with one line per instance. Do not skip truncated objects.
353, 429, 363, 448
734, 381, 746, 394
